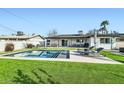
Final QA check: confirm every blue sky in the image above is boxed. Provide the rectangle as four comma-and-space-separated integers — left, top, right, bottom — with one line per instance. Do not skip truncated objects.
0, 8, 124, 36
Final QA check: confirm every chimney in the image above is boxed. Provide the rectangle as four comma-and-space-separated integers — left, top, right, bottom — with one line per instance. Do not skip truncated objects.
78, 30, 83, 35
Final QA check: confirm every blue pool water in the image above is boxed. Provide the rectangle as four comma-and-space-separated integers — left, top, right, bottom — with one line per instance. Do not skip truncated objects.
4, 50, 70, 59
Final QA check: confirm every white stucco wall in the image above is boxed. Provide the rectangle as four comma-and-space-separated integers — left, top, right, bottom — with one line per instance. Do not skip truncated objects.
0, 41, 27, 52
26, 41, 44, 46
27, 36, 44, 42
0, 42, 6, 52
116, 41, 124, 48
90, 37, 117, 49
27, 36, 44, 46
13, 41, 27, 50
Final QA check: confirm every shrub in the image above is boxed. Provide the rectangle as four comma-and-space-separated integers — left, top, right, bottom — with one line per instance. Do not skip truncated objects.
27, 44, 34, 48
5, 43, 14, 52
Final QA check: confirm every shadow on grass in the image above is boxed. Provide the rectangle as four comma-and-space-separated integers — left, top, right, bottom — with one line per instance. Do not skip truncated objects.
111, 72, 124, 79
114, 60, 124, 63
12, 68, 60, 84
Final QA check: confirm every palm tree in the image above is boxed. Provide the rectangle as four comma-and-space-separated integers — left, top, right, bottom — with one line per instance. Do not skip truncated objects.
100, 20, 109, 31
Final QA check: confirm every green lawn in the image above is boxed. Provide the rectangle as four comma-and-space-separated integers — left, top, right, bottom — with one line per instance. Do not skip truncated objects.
0, 58, 124, 84
100, 51, 124, 63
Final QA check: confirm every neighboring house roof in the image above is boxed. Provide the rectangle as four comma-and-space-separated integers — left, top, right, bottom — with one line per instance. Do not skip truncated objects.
28, 35, 44, 40
0, 35, 44, 40
0, 35, 29, 39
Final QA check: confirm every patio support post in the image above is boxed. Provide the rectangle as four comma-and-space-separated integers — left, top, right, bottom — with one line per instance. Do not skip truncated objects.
94, 29, 97, 50
111, 31, 113, 50
58, 39, 59, 47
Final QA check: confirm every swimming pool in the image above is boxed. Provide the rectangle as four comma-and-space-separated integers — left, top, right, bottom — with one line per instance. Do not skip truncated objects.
3, 50, 70, 59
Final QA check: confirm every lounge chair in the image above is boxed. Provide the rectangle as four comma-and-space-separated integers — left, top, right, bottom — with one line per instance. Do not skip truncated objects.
89, 46, 95, 50
77, 46, 94, 53
90, 47, 104, 55
79, 47, 104, 56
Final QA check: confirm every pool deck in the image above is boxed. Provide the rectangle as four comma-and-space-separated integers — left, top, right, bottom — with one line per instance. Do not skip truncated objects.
0, 51, 121, 64
69, 51, 121, 64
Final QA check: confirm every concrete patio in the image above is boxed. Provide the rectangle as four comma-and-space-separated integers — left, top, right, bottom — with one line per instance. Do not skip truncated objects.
0, 50, 121, 64
69, 51, 121, 64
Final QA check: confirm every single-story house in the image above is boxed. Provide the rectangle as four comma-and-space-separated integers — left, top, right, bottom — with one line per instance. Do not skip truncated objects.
46, 32, 124, 50
0, 35, 44, 51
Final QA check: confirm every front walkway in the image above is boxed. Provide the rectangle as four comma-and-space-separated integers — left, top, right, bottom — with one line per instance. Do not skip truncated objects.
0, 50, 121, 64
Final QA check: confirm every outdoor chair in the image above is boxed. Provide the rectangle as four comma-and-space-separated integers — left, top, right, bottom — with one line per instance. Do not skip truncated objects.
89, 46, 95, 50
83, 43, 89, 48
77, 46, 94, 53
90, 47, 103, 53
89, 47, 104, 56
79, 47, 104, 56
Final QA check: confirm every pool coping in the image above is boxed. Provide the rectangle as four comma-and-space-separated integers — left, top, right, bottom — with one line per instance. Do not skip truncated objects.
0, 55, 122, 65
0, 50, 122, 64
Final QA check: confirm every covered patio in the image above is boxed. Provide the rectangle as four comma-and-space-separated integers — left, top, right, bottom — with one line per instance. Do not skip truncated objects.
46, 34, 91, 47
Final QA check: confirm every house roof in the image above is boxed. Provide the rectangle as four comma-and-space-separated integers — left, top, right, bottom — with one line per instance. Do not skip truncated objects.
119, 34, 124, 39
46, 33, 120, 39
46, 34, 90, 39
28, 35, 44, 39
0, 35, 44, 40
91, 34, 120, 37
0, 35, 29, 39
119, 33, 124, 36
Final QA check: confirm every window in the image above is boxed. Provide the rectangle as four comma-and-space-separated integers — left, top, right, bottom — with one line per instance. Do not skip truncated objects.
100, 38, 104, 43
100, 38, 110, 44
105, 38, 110, 43
47, 40, 50, 46
76, 39, 80, 43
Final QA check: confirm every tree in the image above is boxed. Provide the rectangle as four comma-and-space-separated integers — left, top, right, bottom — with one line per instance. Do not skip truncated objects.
86, 30, 95, 35
32, 33, 36, 36
48, 29, 58, 36
100, 20, 109, 31
113, 31, 119, 35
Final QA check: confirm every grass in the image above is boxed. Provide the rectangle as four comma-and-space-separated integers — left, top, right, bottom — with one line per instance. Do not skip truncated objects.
100, 51, 124, 63
0, 58, 124, 84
